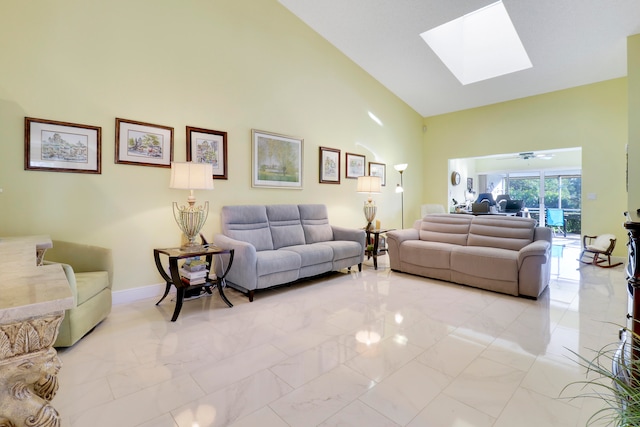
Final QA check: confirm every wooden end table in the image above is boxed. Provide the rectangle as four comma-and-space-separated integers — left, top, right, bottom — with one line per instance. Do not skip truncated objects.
154, 245, 234, 321
365, 228, 394, 270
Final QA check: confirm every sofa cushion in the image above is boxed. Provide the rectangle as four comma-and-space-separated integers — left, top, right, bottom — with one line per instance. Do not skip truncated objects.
75, 271, 110, 305
257, 250, 301, 276
317, 240, 362, 261
221, 205, 274, 251
299, 204, 334, 243
419, 214, 472, 246
267, 205, 306, 249
280, 243, 333, 267
468, 216, 535, 251
399, 240, 456, 269
451, 246, 519, 282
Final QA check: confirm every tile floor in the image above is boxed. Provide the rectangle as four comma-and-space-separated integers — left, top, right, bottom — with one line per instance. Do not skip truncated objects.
55, 241, 630, 426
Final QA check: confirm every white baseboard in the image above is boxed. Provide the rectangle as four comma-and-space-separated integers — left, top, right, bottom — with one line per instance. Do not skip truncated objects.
112, 282, 166, 306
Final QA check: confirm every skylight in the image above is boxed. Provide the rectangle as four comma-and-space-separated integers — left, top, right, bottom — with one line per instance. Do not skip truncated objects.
420, 1, 532, 85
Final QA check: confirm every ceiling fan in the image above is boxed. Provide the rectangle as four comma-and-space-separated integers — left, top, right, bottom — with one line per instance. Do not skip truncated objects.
499, 151, 554, 160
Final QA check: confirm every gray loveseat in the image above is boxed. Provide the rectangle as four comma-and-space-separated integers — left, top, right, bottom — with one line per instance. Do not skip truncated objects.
387, 214, 552, 298
214, 204, 366, 301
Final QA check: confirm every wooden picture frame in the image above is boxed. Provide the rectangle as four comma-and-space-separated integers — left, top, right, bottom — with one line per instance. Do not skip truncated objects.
252, 129, 303, 189
115, 118, 173, 168
345, 152, 366, 179
186, 126, 228, 179
368, 162, 386, 186
24, 117, 101, 174
319, 146, 341, 184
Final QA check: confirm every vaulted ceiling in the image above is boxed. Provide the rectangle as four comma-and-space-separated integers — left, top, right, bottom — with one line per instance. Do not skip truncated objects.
279, 0, 640, 117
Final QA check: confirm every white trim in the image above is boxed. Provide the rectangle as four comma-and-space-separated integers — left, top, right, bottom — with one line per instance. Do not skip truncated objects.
112, 282, 167, 306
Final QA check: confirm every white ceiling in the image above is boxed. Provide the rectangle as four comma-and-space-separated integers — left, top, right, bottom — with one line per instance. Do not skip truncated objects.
278, 0, 640, 117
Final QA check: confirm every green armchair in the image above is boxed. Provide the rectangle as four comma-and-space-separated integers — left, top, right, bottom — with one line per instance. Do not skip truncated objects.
44, 240, 113, 347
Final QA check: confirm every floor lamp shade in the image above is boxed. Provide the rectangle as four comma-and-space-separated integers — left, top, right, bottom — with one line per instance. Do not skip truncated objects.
170, 162, 214, 249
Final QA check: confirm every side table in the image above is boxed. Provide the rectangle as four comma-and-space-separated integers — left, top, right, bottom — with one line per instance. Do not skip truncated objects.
154, 245, 234, 321
365, 228, 394, 270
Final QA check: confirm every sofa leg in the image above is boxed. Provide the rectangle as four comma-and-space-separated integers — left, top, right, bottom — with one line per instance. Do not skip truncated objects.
248, 290, 255, 302
358, 263, 362, 272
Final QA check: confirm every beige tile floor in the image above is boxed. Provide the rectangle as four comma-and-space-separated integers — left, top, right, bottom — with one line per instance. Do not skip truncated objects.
55, 242, 630, 426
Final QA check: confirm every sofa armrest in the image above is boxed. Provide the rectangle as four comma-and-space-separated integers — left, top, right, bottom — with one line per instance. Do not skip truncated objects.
386, 228, 420, 245
517, 240, 550, 266
331, 226, 366, 249
386, 229, 420, 270
518, 240, 552, 298
43, 260, 78, 306
213, 233, 259, 290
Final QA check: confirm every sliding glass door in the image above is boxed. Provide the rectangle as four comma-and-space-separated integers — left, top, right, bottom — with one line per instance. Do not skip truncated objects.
506, 171, 581, 232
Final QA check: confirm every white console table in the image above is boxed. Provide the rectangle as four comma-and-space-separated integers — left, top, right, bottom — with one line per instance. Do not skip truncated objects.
0, 236, 73, 427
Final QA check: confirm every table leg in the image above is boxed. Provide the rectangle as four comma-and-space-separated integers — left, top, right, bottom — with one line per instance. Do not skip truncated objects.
156, 282, 171, 305
168, 257, 184, 322
171, 286, 185, 322
214, 250, 234, 307
373, 232, 380, 270
217, 278, 233, 307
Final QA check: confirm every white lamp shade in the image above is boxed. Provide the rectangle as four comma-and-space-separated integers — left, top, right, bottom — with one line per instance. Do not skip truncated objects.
170, 162, 214, 190
357, 176, 382, 193
393, 163, 408, 172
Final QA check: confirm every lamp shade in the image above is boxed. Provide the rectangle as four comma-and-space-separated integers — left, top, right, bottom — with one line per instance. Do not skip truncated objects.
170, 162, 214, 190
393, 163, 408, 172
356, 176, 382, 193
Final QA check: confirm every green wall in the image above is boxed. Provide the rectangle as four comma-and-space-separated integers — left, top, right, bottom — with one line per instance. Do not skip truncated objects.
0, 0, 424, 292
423, 79, 628, 255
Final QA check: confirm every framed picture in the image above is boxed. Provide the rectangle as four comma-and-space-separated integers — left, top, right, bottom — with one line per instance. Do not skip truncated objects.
252, 129, 303, 189
115, 118, 173, 168
319, 146, 341, 184
467, 177, 473, 191
24, 117, 101, 174
368, 162, 386, 186
186, 126, 228, 179
345, 152, 366, 179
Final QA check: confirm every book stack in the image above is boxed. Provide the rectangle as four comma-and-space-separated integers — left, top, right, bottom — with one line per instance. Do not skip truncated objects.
180, 257, 208, 286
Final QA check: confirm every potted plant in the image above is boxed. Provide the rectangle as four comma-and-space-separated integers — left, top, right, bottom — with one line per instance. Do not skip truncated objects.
562, 325, 640, 426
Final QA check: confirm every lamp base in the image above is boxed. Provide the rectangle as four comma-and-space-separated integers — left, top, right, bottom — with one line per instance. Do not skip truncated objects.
178, 242, 207, 252
173, 201, 209, 250
363, 203, 377, 231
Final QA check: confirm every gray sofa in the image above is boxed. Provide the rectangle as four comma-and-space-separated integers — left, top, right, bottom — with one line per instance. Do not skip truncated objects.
387, 214, 552, 298
214, 204, 366, 301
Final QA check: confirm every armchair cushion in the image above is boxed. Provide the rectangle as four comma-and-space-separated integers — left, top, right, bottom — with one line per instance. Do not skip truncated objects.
75, 271, 110, 305
44, 240, 112, 347
586, 234, 616, 252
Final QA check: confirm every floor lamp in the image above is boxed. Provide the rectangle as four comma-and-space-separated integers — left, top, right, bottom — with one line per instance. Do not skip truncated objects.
394, 163, 408, 228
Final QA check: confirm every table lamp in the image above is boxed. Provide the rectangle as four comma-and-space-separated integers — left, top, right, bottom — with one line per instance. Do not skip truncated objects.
357, 175, 382, 230
170, 162, 214, 250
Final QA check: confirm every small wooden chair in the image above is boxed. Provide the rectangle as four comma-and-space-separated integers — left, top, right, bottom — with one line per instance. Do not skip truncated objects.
578, 234, 623, 268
